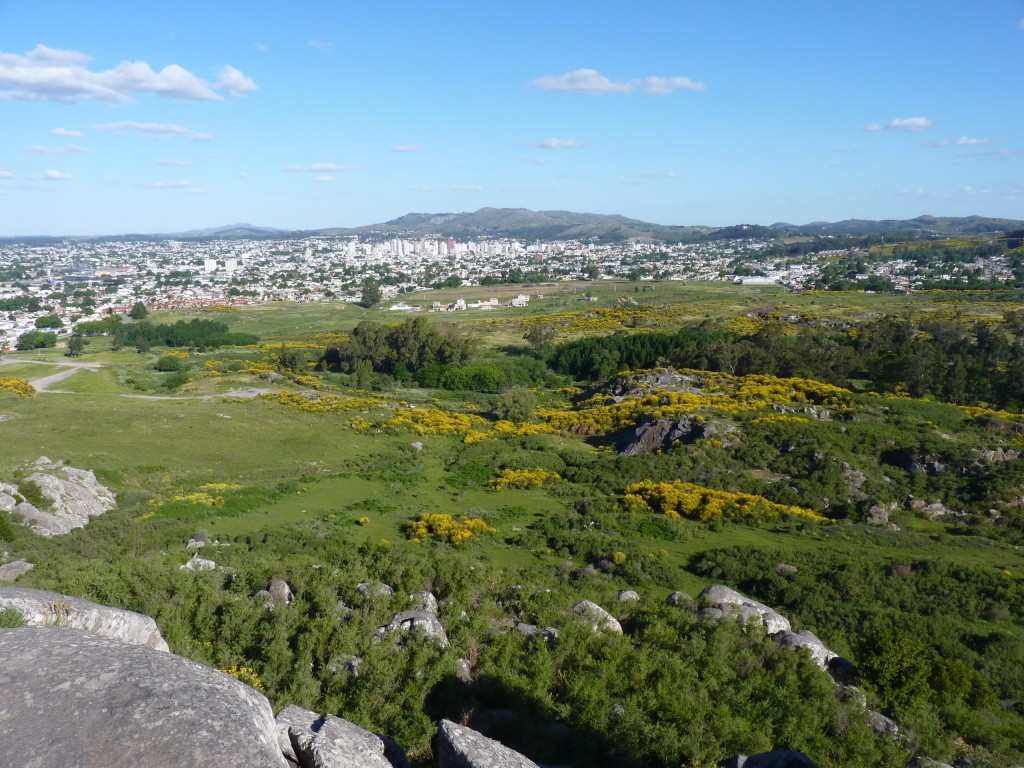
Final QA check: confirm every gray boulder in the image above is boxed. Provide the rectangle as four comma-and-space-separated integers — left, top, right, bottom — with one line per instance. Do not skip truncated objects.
866, 710, 899, 737
0, 559, 34, 581
0, 627, 285, 767
571, 599, 622, 634
666, 591, 693, 607
269, 578, 295, 607
0, 586, 168, 651
181, 553, 217, 572
357, 581, 394, 598
378, 609, 449, 647
698, 585, 791, 634
618, 590, 640, 602
409, 590, 438, 614
722, 750, 818, 767
275, 704, 400, 768
774, 629, 837, 670
0, 462, 117, 537
437, 719, 539, 768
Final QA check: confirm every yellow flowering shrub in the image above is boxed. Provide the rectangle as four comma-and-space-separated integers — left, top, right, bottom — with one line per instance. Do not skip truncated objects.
198, 483, 242, 492
220, 665, 266, 693
623, 479, 826, 523
171, 492, 224, 507
293, 375, 321, 389
407, 513, 495, 545
490, 467, 561, 490
0, 377, 36, 397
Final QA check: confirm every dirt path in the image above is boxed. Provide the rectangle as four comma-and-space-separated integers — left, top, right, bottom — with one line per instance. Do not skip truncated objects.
0, 358, 102, 392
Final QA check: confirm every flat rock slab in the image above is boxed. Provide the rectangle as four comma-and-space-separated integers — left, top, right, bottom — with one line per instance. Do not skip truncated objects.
437, 720, 539, 768
0, 587, 168, 651
0, 560, 34, 582
0, 627, 286, 768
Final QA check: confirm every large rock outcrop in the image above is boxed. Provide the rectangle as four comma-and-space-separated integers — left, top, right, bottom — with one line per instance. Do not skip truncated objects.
571, 599, 623, 634
437, 719, 539, 768
275, 704, 400, 768
0, 586, 168, 651
376, 609, 449, 647
0, 559, 33, 581
697, 585, 791, 634
0, 457, 117, 537
0, 627, 286, 768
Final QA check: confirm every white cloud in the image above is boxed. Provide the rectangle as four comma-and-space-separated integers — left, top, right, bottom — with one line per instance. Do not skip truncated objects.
0, 169, 14, 179
833, 146, 864, 154
156, 158, 194, 166
639, 171, 678, 179
391, 145, 422, 153
309, 162, 356, 172
532, 68, 704, 95
0, 44, 255, 103
965, 148, 1021, 157
963, 186, 994, 195
42, 169, 73, 180
93, 121, 213, 141
25, 144, 88, 155
955, 136, 992, 146
216, 65, 257, 96
866, 116, 933, 132
308, 40, 331, 52
314, 175, 335, 183
50, 127, 85, 138
449, 185, 483, 191
1018, 17, 1024, 30
283, 165, 305, 172
921, 139, 949, 148
534, 137, 584, 150
255, 43, 269, 53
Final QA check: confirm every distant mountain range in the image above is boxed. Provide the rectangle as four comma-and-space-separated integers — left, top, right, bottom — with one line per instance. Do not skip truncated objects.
4, 210, 1022, 244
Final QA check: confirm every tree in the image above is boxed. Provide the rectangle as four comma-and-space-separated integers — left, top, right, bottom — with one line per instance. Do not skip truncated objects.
110, 335, 124, 352
129, 301, 149, 320
34, 314, 63, 329
523, 323, 558, 354
359, 280, 383, 309
17, 330, 57, 350
135, 335, 150, 353
494, 388, 537, 422
66, 336, 86, 357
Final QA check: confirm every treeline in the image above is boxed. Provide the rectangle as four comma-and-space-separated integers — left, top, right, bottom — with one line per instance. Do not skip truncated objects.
318, 317, 474, 381
549, 313, 1024, 409
117, 319, 258, 350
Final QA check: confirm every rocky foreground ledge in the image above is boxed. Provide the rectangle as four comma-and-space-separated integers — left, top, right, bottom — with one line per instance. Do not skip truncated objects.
0, 586, 828, 768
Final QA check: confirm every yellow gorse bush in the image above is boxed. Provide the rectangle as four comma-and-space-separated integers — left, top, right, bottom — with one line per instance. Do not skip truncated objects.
490, 467, 561, 490
407, 513, 495, 545
220, 665, 266, 693
0, 377, 36, 397
623, 479, 827, 523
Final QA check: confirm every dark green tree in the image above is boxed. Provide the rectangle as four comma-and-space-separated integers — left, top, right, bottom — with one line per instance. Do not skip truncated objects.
66, 335, 86, 357
129, 301, 149, 320
359, 280, 383, 309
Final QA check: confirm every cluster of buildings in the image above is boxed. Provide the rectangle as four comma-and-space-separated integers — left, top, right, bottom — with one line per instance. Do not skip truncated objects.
0, 232, 1015, 349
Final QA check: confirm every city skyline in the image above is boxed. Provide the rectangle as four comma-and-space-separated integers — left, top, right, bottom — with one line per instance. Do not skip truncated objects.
1, 1, 1022, 236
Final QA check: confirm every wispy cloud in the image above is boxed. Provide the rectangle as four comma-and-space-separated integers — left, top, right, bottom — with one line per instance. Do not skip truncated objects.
865, 116, 933, 132
833, 146, 864, 154
0, 44, 255, 103
965, 148, 1021, 158
42, 169, 73, 180
156, 158, 194, 166
449, 184, 483, 191
922, 139, 949, 149
955, 136, 992, 146
0, 168, 14, 179
391, 145, 422, 153
638, 171, 678, 179
308, 40, 331, 52
532, 68, 704, 95
50, 127, 85, 138
532, 137, 584, 150
283, 165, 305, 172
25, 144, 88, 155
309, 162, 356, 172
1018, 17, 1024, 30
255, 42, 269, 53
314, 175, 335, 183
92, 121, 213, 141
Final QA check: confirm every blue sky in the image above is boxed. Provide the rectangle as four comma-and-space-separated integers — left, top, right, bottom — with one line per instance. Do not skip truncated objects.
1, 1, 1022, 236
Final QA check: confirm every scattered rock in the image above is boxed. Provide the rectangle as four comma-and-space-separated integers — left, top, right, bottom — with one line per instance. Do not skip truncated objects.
921, 502, 954, 520
0, 460, 117, 537
269, 578, 295, 607
618, 589, 640, 602
0, 627, 285, 767
409, 590, 438, 614
410, 441, 424, 452
774, 629, 839, 670
0, 586, 168, 651
980, 448, 1019, 463
722, 750, 819, 767
774, 563, 799, 576
866, 503, 894, 526
357, 581, 394, 598
698, 585, 791, 634
866, 710, 899, 738
437, 719, 539, 768
181, 553, 217, 572
908, 759, 954, 768
276, 704, 398, 768
326, 653, 361, 679
666, 591, 693, 607
456, 658, 474, 685
570, 599, 622, 634
0, 559, 34, 581
377, 609, 449, 647
186, 537, 207, 549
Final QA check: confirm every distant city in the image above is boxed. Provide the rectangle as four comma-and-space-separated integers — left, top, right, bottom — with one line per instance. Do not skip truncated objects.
1, 227, 1017, 350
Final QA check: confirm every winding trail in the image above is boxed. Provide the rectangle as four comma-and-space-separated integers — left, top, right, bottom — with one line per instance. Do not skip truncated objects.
0, 358, 275, 401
